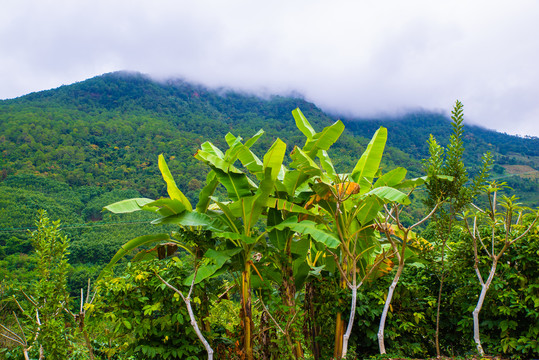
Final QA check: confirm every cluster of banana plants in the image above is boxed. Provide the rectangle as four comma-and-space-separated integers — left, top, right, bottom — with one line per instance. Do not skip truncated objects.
102, 108, 433, 359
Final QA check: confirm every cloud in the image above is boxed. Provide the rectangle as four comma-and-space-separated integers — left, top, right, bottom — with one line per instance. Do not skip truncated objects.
1, 0, 538, 136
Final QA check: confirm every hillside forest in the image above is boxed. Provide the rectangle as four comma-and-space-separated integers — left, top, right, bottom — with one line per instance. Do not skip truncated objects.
1, 72, 538, 359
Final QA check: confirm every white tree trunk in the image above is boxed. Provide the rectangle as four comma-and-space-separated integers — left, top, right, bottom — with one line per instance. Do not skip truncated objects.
378, 263, 404, 354
341, 285, 358, 358
472, 259, 497, 356
156, 274, 214, 360
185, 298, 214, 360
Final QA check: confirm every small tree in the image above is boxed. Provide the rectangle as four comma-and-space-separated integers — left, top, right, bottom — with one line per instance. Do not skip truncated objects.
462, 182, 539, 356
31, 210, 71, 359
0, 210, 71, 359
423, 100, 492, 356
376, 197, 438, 354
64, 280, 97, 360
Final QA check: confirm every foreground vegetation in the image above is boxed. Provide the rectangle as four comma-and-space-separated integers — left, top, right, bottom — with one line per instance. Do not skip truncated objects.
1, 104, 538, 359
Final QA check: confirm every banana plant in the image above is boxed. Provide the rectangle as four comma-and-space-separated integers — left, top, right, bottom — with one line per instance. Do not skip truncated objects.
259, 108, 346, 358
274, 110, 412, 359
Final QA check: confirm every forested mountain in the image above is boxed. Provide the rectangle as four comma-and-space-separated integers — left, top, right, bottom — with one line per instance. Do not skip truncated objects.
1, 71, 537, 276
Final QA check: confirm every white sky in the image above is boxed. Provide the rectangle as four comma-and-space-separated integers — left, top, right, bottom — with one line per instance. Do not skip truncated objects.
2, 0, 539, 136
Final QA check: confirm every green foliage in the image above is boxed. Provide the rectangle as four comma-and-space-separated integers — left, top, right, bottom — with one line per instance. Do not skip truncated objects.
94, 258, 204, 359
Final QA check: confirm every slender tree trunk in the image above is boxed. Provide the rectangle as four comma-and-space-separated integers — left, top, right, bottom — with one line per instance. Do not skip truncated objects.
304, 281, 321, 360
341, 285, 358, 358
82, 328, 95, 360
435, 235, 449, 357
156, 273, 214, 360
435, 214, 452, 358
185, 297, 214, 360
378, 260, 404, 354
435, 270, 445, 357
473, 259, 497, 356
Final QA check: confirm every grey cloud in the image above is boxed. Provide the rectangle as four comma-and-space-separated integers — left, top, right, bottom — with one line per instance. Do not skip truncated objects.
1, 0, 538, 136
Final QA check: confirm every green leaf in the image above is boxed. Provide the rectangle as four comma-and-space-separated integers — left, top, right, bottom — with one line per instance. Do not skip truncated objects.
104, 198, 155, 213
99, 233, 172, 279
304, 120, 345, 155
365, 186, 410, 205
237, 147, 263, 175
264, 197, 313, 215
267, 207, 289, 250
184, 248, 242, 285
282, 170, 310, 197
374, 167, 407, 188
217, 231, 259, 244
356, 196, 384, 224
205, 248, 243, 267
272, 216, 340, 249
263, 138, 286, 181
351, 127, 387, 187
184, 264, 221, 285
143, 198, 186, 217
200, 141, 225, 159
290, 147, 322, 177
151, 211, 226, 232
196, 171, 219, 213
213, 168, 253, 201
158, 154, 192, 211
318, 150, 337, 178
244, 129, 265, 148
292, 108, 315, 140
195, 149, 242, 174
394, 176, 427, 189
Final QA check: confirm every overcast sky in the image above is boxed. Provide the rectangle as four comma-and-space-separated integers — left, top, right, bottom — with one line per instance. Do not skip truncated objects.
2, 0, 538, 136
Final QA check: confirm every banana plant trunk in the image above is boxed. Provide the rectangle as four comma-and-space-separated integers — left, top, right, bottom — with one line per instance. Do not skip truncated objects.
241, 262, 254, 360
282, 246, 304, 359
334, 272, 347, 359
304, 281, 321, 360
333, 312, 345, 358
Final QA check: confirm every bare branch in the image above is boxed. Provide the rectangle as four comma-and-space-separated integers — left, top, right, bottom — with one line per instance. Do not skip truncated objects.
0, 323, 25, 345
186, 266, 199, 300
327, 249, 352, 288
258, 296, 285, 334
410, 202, 439, 230
155, 273, 187, 303
0, 331, 25, 346
509, 213, 539, 246
13, 312, 27, 344
470, 202, 485, 213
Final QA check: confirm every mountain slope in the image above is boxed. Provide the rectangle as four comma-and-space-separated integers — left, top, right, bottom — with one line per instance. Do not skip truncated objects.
1, 71, 537, 205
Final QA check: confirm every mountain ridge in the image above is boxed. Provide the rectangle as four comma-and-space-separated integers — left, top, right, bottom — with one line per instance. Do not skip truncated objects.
1, 71, 537, 202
